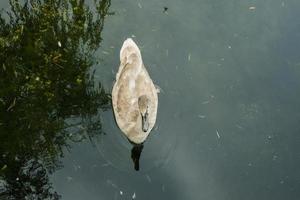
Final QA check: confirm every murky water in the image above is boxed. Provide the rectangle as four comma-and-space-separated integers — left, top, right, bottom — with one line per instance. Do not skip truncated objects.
1, 0, 300, 199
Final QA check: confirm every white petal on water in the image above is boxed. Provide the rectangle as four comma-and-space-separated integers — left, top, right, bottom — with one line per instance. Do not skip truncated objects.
58, 41, 62, 47
216, 130, 220, 139
132, 192, 136, 199
120, 191, 123, 195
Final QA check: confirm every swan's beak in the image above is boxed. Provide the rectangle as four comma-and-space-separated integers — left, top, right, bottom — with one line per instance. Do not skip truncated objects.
141, 112, 149, 132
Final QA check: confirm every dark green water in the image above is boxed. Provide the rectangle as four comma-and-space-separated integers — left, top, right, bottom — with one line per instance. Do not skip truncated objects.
1, 0, 300, 199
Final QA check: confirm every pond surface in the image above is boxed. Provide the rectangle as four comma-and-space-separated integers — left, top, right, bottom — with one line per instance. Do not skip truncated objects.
1, 0, 300, 199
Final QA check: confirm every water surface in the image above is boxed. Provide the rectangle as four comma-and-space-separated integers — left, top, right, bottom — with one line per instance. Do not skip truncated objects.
1, 0, 300, 199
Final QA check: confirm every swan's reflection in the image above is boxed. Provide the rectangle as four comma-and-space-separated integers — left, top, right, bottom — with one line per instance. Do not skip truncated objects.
130, 142, 144, 171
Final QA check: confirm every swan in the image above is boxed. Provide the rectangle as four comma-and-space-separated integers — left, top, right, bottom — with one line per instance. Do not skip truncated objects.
112, 38, 158, 146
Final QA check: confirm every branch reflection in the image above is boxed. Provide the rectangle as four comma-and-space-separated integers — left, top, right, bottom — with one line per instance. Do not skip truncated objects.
0, 0, 112, 199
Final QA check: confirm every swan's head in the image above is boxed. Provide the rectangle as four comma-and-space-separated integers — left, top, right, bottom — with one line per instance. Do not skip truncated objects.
120, 38, 142, 67
138, 95, 150, 132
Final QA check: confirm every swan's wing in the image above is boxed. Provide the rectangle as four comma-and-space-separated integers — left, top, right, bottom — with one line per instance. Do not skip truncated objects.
112, 73, 140, 132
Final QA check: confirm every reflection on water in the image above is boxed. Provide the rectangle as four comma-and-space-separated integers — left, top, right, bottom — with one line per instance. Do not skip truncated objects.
0, 0, 111, 199
1, 0, 300, 199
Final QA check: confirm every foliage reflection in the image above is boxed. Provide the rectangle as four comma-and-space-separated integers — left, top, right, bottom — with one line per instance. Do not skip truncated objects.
0, 0, 112, 199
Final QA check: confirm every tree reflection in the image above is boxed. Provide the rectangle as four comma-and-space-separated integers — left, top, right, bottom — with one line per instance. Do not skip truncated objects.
0, 0, 112, 199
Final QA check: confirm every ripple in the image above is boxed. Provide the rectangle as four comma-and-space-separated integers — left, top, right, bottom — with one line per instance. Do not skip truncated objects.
94, 109, 178, 173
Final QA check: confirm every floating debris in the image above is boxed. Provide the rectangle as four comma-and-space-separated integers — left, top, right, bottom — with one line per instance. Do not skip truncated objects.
16, 177, 19, 181
102, 51, 109, 55
228, 45, 232, 49
132, 192, 136, 199
188, 53, 191, 61
198, 114, 206, 119
162, 184, 165, 192
155, 84, 163, 93
216, 130, 220, 139
101, 163, 110, 167
146, 174, 152, 183
272, 155, 278, 161
58, 41, 62, 47
201, 100, 210, 105
267, 135, 273, 139
163, 7, 168, 13
236, 124, 243, 129
120, 191, 123, 195
249, 6, 256, 10
106, 179, 118, 188
138, 3, 142, 8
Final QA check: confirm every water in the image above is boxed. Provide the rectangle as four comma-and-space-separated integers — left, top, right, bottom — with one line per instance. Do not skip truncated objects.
1, 0, 300, 199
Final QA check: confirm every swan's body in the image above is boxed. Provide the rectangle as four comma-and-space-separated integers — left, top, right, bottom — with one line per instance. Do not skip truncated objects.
112, 38, 158, 144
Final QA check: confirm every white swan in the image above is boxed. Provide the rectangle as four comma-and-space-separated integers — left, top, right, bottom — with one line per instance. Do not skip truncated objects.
112, 38, 158, 144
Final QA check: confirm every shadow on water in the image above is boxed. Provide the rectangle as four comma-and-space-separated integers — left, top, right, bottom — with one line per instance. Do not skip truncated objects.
0, 0, 112, 199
